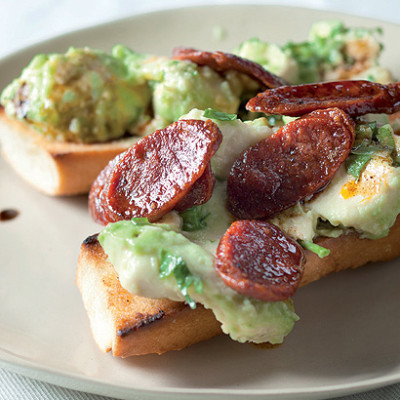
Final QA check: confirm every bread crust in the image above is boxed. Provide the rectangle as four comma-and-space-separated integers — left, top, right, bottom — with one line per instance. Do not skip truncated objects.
0, 109, 139, 195
76, 216, 400, 357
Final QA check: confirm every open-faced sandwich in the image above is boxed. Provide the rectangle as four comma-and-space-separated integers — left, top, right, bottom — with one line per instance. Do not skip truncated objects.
75, 21, 400, 357
0, 20, 392, 195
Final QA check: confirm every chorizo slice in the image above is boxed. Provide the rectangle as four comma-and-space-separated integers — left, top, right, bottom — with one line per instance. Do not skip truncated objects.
215, 220, 304, 301
172, 47, 288, 89
300, 108, 355, 134
174, 163, 216, 212
227, 108, 355, 220
90, 119, 222, 225
247, 80, 400, 117
89, 153, 125, 225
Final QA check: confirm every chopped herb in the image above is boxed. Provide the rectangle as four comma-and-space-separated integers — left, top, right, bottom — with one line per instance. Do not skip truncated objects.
346, 139, 383, 178
159, 249, 202, 309
299, 240, 331, 258
345, 129, 396, 178
351, 140, 382, 156
203, 108, 237, 121
346, 121, 398, 177
180, 205, 210, 231
345, 154, 372, 179
266, 115, 282, 126
347, 154, 371, 178
376, 124, 395, 150
282, 41, 320, 83
355, 121, 377, 140
366, 74, 375, 82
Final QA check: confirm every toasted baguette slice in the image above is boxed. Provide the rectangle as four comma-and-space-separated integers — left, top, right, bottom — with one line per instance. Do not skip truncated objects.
76, 217, 400, 357
0, 109, 139, 195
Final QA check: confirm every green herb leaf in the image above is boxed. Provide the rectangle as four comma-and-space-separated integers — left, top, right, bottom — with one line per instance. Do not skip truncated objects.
347, 122, 399, 176
351, 140, 382, 156
345, 154, 372, 179
299, 240, 331, 259
376, 124, 395, 151
346, 139, 381, 178
203, 108, 237, 121
266, 115, 282, 126
180, 205, 210, 232
159, 249, 202, 309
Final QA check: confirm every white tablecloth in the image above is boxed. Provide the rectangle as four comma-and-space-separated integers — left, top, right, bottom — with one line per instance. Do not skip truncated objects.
0, 1, 399, 399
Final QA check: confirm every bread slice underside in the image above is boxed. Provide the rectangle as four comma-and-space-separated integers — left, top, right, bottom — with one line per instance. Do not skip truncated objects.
0, 110, 139, 195
76, 217, 400, 357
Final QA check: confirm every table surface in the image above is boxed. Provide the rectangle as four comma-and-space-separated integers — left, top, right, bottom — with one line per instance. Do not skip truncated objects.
0, 1, 399, 399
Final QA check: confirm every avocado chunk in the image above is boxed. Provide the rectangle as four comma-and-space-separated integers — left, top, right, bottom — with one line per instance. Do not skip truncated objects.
142, 58, 243, 125
234, 20, 386, 84
1, 46, 151, 143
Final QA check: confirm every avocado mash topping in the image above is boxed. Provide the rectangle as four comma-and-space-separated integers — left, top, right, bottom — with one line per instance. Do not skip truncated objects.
203, 108, 237, 121
181, 108, 273, 179
141, 58, 243, 125
1, 46, 250, 142
234, 20, 389, 84
99, 217, 299, 344
1, 47, 151, 143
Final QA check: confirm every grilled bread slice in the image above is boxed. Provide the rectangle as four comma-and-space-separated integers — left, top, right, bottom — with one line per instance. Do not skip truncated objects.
76, 234, 221, 357
0, 109, 139, 195
76, 216, 400, 357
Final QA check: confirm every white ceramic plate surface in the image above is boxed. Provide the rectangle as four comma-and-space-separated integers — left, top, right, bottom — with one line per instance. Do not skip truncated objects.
0, 5, 400, 400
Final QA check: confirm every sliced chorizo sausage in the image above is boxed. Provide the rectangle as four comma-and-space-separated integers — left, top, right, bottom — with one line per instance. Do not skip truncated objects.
172, 47, 288, 89
247, 80, 400, 117
227, 107, 355, 220
90, 119, 222, 224
215, 220, 304, 301
89, 153, 125, 225
174, 163, 216, 212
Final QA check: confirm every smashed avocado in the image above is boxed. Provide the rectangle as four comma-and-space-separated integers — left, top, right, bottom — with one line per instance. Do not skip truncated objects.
139, 58, 243, 126
1, 47, 151, 143
234, 20, 386, 84
99, 217, 298, 344
1, 46, 248, 142
180, 108, 274, 179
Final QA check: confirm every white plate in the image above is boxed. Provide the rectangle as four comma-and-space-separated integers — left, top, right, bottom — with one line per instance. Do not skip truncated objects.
1, 4, 400, 400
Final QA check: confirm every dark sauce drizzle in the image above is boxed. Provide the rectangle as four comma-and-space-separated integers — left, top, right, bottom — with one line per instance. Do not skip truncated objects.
0, 209, 19, 221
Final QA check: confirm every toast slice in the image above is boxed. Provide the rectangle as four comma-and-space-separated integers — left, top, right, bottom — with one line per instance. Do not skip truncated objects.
76, 216, 400, 357
0, 109, 139, 195
76, 234, 221, 356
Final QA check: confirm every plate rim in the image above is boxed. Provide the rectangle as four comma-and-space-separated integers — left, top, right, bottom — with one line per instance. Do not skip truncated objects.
2, 354, 400, 400
1, 3, 400, 399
